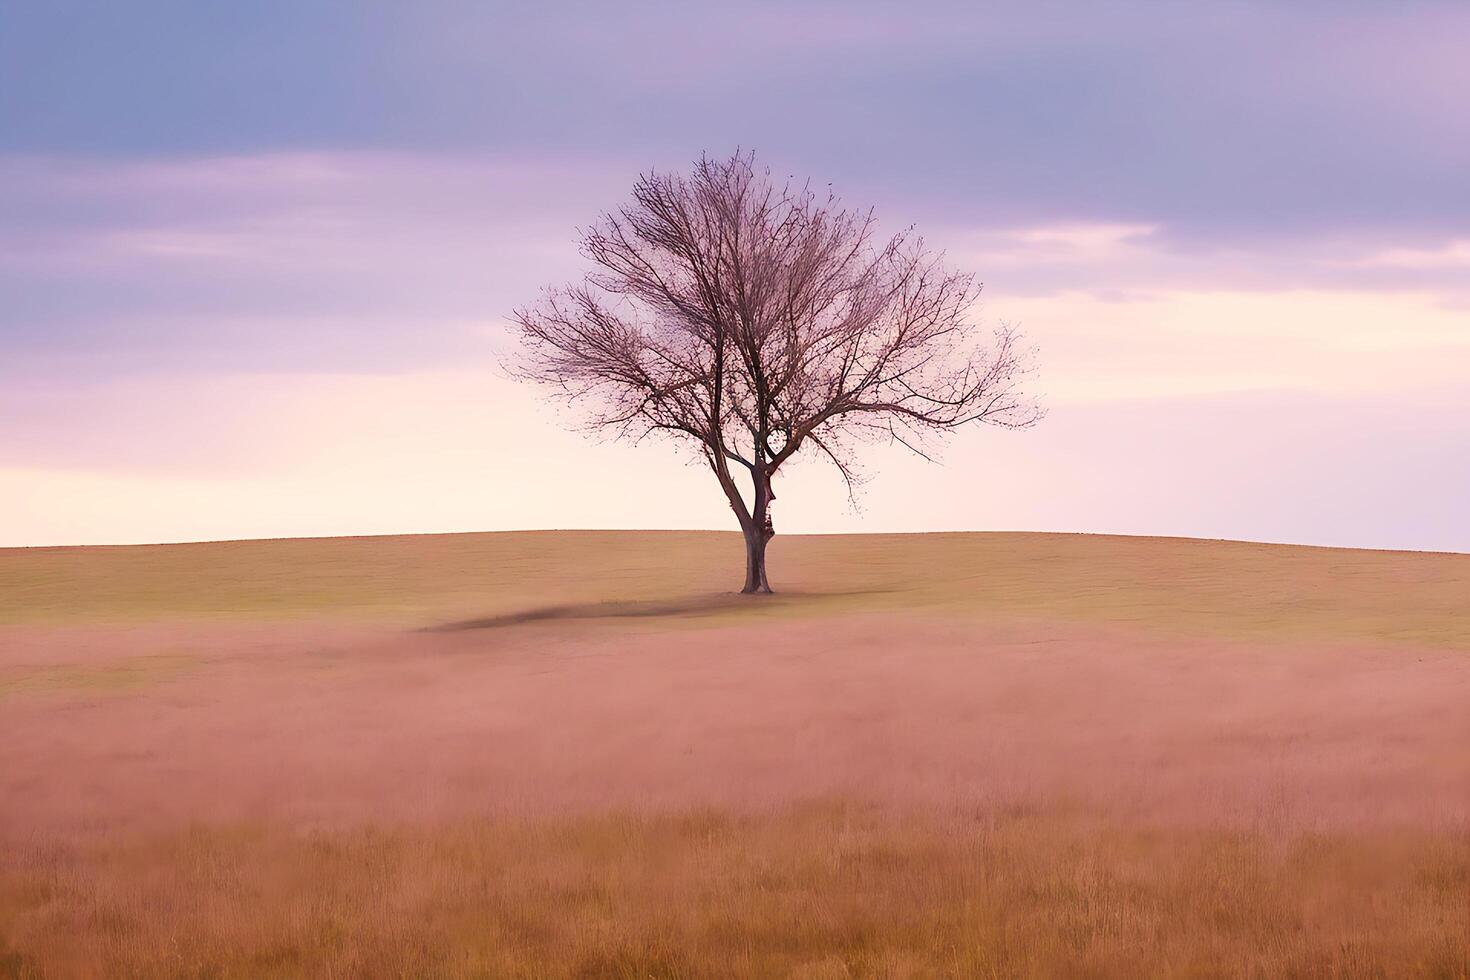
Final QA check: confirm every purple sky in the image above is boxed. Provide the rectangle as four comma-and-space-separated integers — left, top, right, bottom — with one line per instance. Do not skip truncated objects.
3, 1, 1468, 550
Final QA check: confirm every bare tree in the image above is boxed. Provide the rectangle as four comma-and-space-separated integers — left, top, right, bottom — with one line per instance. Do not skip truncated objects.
512, 152, 1040, 594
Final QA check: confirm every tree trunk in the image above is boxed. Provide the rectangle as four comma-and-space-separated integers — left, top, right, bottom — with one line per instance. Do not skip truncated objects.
740, 464, 775, 595
741, 523, 772, 594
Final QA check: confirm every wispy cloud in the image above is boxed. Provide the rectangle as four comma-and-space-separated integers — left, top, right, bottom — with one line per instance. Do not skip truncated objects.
1347, 240, 1470, 270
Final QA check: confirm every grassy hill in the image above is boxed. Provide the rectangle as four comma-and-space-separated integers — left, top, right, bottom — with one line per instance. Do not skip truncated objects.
3, 529, 1467, 648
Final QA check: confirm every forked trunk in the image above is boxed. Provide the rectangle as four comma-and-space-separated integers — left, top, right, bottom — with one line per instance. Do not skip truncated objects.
741, 525, 772, 594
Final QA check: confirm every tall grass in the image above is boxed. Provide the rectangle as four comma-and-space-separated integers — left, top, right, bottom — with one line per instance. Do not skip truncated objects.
4, 804, 1467, 978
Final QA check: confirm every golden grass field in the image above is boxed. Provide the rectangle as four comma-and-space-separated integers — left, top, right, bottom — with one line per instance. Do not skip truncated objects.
1, 531, 1467, 977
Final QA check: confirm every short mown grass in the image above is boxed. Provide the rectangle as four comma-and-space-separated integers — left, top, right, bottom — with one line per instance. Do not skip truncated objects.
2, 530, 1467, 649
0, 653, 198, 700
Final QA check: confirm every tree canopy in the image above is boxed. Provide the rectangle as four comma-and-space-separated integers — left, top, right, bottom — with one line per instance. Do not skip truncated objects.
513, 152, 1040, 592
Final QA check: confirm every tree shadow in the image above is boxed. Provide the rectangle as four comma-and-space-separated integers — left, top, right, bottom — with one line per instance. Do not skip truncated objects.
423, 590, 885, 633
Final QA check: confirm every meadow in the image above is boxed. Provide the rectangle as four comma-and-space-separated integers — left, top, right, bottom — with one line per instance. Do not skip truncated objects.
2, 531, 1467, 977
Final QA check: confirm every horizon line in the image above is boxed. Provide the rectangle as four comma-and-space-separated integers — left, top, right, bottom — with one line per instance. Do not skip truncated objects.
3, 527, 1465, 559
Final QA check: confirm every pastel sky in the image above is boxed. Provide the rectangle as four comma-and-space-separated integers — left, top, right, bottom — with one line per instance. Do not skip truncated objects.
3, 1, 1467, 550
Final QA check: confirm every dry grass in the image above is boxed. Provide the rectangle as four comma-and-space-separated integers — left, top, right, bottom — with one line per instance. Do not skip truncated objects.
2, 530, 1467, 976
0, 653, 198, 700
2, 530, 1467, 649
3, 805, 1467, 979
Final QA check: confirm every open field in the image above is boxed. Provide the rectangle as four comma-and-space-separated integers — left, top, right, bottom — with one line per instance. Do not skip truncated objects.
2, 531, 1468, 976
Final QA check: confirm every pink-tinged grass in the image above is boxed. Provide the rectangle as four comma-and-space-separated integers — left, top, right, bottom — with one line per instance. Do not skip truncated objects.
1, 531, 1468, 976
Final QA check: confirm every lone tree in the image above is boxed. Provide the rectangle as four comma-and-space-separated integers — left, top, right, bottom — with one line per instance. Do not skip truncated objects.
512, 153, 1040, 594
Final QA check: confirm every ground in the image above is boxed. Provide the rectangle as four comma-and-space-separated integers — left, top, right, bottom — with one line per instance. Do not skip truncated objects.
1, 531, 1467, 977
